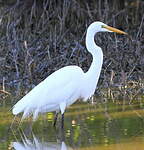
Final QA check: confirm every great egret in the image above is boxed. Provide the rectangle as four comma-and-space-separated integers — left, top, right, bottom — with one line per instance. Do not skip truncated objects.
12, 21, 127, 127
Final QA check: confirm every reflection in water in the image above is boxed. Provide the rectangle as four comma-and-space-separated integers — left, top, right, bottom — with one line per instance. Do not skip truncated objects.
12, 133, 69, 150
1, 102, 144, 150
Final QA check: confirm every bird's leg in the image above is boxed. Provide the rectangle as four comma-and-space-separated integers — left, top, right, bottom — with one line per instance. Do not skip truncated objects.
59, 102, 66, 128
61, 113, 64, 129
53, 112, 58, 127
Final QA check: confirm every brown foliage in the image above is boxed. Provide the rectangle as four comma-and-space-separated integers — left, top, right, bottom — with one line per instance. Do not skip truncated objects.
0, 0, 144, 97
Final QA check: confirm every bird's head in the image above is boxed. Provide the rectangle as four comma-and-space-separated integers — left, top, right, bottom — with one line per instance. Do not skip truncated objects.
87, 21, 127, 35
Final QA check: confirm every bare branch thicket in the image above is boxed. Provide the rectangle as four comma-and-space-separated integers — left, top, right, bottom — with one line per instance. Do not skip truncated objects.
0, 0, 143, 99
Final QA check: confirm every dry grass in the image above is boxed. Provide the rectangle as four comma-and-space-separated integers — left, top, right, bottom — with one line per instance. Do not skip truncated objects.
0, 0, 144, 100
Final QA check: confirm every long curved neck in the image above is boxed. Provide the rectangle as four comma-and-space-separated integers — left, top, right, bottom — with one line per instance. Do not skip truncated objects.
85, 31, 103, 85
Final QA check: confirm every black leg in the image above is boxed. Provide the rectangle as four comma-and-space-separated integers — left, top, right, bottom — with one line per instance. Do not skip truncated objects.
61, 113, 64, 129
53, 112, 58, 127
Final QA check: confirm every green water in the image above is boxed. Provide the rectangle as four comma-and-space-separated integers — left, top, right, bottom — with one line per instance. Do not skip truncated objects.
0, 98, 144, 150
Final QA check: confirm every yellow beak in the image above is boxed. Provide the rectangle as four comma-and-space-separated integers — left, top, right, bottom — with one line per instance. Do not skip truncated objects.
102, 25, 127, 35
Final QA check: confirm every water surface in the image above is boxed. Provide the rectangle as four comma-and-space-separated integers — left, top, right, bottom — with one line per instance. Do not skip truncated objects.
0, 98, 144, 150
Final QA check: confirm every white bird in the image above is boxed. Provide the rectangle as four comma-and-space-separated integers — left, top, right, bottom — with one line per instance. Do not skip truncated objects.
12, 21, 127, 127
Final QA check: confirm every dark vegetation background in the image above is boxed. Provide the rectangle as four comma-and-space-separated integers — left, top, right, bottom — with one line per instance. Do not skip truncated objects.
0, 0, 144, 100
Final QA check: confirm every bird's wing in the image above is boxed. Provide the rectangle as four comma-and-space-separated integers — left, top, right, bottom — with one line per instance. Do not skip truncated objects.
12, 65, 84, 115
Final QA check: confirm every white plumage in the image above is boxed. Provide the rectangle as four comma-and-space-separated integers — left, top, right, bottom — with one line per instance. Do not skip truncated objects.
13, 66, 84, 120
12, 21, 127, 124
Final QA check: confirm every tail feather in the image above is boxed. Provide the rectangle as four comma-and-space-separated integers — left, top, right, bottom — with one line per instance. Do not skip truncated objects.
33, 108, 39, 121
12, 101, 26, 115
12, 89, 35, 115
21, 108, 32, 120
